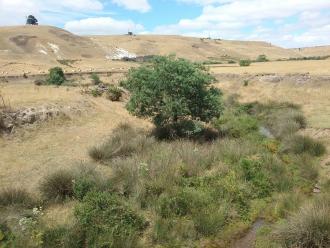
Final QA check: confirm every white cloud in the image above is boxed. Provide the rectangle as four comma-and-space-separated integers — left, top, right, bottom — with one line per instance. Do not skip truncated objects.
64, 17, 144, 35
112, 0, 151, 13
156, 0, 330, 47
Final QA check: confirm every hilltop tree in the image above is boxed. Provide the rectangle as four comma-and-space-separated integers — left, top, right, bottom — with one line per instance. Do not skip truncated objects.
26, 15, 38, 25
121, 55, 223, 127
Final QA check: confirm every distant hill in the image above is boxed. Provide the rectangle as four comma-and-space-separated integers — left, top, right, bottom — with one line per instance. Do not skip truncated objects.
291, 45, 330, 57
89, 35, 301, 61
0, 25, 106, 63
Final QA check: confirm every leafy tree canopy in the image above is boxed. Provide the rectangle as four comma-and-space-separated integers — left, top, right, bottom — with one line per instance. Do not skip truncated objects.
121, 55, 223, 127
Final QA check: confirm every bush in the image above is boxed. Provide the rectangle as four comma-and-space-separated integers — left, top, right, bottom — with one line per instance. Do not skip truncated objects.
121, 55, 223, 127
0, 188, 35, 207
75, 191, 147, 248
273, 195, 330, 248
106, 85, 123, 101
90, 88, 103, 97
283, 135, 326, 157
73, 178, 97, 201
47, 67, 66, 85
256, 54, 268, 62
39, 170, 74, 202
239, 59, 251, 67
228, 60, 236, 64
90, 73, 101, 85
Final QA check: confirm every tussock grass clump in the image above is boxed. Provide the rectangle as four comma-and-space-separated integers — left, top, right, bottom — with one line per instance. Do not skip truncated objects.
106, 85, 123, 101
90, 73, 102, 85
0, 188, 35, 207
273, 195, 330, 248
39, 170, 74, 202
283, 135, 326, 157
89, 124, 154, 162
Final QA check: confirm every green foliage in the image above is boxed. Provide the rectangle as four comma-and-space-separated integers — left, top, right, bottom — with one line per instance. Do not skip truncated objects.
228, 60, 236, 64
90, 88, 103, 97
256, 54, 268, 62
0, 188, 35, 207
47, 67, 66, 85
121, 55, 223, 127
90, 73, 101, 85
273, 195, 330, 248
239, 59, 252, 67
73, 178, 97, 201
106, 85, 123, 101
39, 170, 74, 202
213, 110, 259, 138
243, 80, 249, 86
75, 191, 147, 248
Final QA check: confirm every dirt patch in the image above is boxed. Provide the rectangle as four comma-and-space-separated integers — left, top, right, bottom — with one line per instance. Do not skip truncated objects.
0, 100, 93, 133
232, 219, 265, 248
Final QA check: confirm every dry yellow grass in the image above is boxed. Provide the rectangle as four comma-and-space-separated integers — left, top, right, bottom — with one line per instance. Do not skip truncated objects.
210, 60, 330, 75
0, 83, 150, 193
216, 78, 330, 129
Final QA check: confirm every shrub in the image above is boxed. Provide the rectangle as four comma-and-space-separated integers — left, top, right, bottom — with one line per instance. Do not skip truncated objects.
39, 170, 74, 202
273, 195, 330, 248
239, 59, 251, 67
75, 191, 147, 248
243, 80, 249, 86
90, 73, 101, 85
121, 55, 223, 127
47, 67, 66, 85
283, 135, 326, 157
0, 188, 35, 207
34, 79, 46, 86
228, 60, 236, 64
213, 112, 259, 138
73, 178, 97, 201
90, 88, 103, 97
256, 54, 268, 62
106, 85, 123, 101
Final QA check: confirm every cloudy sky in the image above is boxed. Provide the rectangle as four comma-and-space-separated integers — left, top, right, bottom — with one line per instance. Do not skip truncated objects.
1, 0, 330, 48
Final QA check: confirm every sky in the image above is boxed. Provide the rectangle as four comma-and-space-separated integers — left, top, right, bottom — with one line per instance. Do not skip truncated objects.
0, 0, 330, 48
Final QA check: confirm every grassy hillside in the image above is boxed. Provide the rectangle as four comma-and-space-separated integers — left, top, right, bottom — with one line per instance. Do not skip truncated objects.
90, 34, 301, 61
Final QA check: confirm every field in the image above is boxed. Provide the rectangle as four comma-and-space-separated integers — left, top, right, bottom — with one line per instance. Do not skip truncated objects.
0, 27, 329, 248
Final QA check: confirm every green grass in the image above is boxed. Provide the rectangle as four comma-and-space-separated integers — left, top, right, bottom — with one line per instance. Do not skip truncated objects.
4, 100, 326, 247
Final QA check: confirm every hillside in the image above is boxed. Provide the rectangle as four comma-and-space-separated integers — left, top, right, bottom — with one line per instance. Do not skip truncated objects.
0, 25, 106, 65
292, 45, 330, 57
90, 34, 301, 61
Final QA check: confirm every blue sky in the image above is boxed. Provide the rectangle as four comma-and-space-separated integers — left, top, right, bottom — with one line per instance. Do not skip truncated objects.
1, 0, 330, 48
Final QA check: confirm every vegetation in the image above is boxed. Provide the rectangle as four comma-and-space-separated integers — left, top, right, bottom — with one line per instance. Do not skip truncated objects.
90, 73, 102, 85
256, 54, 268, 62
259, 195, 330, 248
39, 169, 74, 202
239, 59, 252, 66
106, 85, 123, 101
0, 188, 35, 207
121, 55, 223, 128
46, 67, 66, 85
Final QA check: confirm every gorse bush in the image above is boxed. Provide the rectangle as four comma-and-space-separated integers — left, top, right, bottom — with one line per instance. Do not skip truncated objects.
239, 59, 251, 66
39, 170, 74, 202
121, 55, 223, 127
0, 188, 35, 207
75, 191, 147, 248
273, 195, 330, 248
47, 67, 66, 85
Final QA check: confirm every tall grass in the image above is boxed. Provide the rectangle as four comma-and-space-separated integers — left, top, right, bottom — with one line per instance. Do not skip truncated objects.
273, 195, 330, 248
0, 188, 36, 207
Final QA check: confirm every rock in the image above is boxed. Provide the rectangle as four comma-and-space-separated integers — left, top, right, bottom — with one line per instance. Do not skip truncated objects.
313, 188, 321, 193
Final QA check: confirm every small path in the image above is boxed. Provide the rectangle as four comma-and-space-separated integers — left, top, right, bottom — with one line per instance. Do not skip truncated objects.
232, 219, 265, 248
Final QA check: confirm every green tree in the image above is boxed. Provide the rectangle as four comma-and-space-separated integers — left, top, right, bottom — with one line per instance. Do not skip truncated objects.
121, 56, 223, 127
